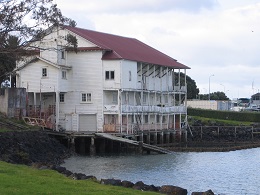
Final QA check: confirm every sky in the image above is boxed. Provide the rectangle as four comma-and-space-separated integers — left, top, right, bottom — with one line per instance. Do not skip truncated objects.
55, 0, 260, 100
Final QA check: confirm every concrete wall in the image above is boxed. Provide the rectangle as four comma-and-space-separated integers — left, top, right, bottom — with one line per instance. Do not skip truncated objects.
187, 100, 218, 110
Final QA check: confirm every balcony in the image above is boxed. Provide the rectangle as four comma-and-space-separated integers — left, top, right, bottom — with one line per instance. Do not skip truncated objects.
104, 105, 119, 113
122, 105, 186, 113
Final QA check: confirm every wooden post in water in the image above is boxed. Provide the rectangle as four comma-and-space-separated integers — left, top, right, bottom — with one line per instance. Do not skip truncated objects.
146, 132, 151, 145
138, 141, 143, 154
79, 137, 86, 155
70, 137, 75, 152
154, 132, 158, 145
160, 131, 164, 145
99, 139, 106, 154
90, 137, 96, 156
166, 132, 170, 146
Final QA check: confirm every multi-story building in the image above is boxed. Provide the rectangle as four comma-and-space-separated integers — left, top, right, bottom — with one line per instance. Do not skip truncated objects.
15, 25, 190, 136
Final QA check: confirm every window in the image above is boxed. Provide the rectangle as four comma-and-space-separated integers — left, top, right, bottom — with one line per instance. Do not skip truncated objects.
62, 70, 67, 79
165, 95, 168, 104
82, 93, 86, 102
145, 115, 148, 123
59, 93, 65, 103
143, 93, 147, 104
87, 93, 92, 102
105, 71, 115, 80
82, 93, 92, 103
129, 71, 131, 81
156, 115, 160, 123
42, 68, 47, 77
61, 50, 65, 59
112, 92, 118, 104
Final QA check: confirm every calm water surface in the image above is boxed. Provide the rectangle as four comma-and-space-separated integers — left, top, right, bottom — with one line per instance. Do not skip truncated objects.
62, 148, 260, 194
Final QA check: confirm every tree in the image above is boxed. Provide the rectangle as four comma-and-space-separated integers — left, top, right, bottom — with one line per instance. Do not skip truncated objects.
175, 72, 199, 99
0, 0, 77, 85
199, 91, 229, 100
0, 35, 21, 87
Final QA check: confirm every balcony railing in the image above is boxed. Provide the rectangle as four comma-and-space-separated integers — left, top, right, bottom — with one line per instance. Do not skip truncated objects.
103, 123, 181, 134
104, 105, 119, 113
121, 105, 186, 113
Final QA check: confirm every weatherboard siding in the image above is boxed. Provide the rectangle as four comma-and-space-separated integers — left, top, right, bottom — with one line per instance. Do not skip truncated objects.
18, 61, 58, 93
58, 51, 104, 131
121, 60, 138, 89
103, 60, 121, 89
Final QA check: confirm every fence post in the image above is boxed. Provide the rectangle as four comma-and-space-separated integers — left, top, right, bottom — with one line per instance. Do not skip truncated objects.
200, 126, 203, 140
235, 127, 237, 142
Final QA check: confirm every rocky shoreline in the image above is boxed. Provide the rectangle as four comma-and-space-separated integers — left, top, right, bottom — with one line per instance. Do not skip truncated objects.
3, 130, 256, 194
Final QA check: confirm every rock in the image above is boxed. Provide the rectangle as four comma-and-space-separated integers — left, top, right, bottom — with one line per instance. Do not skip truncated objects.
148, 184, 160, 192
100, 179, 122, 186
84, 175, 97, 181
159, 185, 188, 195
53, 166, 66, 173
63, 170, 73, 177
132, 181, 151, 191
0, 131, 72, 165
191, 189, 215, 195
121, 180, 134, 188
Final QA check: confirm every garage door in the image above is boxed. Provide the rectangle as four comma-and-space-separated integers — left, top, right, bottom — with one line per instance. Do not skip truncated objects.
79, 114, 97, 131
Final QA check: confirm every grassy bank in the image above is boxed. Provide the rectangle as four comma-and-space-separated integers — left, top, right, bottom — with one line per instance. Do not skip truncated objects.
0, 161, 158, 195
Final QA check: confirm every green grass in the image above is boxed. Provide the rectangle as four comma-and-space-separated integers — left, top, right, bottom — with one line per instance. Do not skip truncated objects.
0, 161, 158, 195
188, 116, 253, 126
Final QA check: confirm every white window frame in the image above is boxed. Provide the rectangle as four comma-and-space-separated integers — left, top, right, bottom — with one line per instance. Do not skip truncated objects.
129, 71, 132, 81
62, 70, 67, 79
59, 93, 65, 103
81, 92, 92, 103
105, 70, 115, 80
61, 50, 65, 59
42, 67, 47, 78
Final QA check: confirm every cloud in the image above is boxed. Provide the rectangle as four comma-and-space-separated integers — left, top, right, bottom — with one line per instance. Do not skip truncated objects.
57, 0, 218, 14
56, 0, 260, 98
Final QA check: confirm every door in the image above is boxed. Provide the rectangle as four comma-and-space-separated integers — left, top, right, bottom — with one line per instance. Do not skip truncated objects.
79, 114, 97, 131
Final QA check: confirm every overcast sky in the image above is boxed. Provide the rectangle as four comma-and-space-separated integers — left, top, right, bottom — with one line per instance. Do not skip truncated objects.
56, 0, 260, 99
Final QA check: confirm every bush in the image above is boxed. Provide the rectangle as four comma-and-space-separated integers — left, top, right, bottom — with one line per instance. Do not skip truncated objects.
188, 108, 260, 123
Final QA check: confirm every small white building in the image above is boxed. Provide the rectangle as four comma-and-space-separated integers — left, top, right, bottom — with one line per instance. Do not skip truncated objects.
187, 100, 231, 110
15, 25, 190, 134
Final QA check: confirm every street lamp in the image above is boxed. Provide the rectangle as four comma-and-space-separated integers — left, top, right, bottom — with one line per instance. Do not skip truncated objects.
209, 74, 214, 100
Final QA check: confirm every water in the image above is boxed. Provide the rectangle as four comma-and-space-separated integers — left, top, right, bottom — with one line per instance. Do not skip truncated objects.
62, 148, 260, 194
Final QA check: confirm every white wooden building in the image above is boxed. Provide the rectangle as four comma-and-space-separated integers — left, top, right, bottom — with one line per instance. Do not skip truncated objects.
15, 26, 190, 134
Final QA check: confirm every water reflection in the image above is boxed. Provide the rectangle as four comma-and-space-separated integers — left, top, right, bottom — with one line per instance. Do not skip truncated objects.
62, 148, 260, 194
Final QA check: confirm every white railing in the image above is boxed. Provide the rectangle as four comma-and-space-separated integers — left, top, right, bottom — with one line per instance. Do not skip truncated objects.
122, 105, 186, 113
105, 123, 180, 134
104, 105, 119, 113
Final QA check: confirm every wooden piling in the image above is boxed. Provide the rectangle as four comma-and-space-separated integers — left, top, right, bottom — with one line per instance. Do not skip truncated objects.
90, 137, 96, 156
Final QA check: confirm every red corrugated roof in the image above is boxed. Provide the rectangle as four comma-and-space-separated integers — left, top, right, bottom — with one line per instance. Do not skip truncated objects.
64, 26, 190, 69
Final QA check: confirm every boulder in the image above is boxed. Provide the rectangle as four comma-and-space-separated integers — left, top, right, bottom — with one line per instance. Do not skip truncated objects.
132, 181, 151, 191
100, 179, 122, 186
191, 189, 214, 195
159, 185, 188, 195
121, 180, 134, 188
